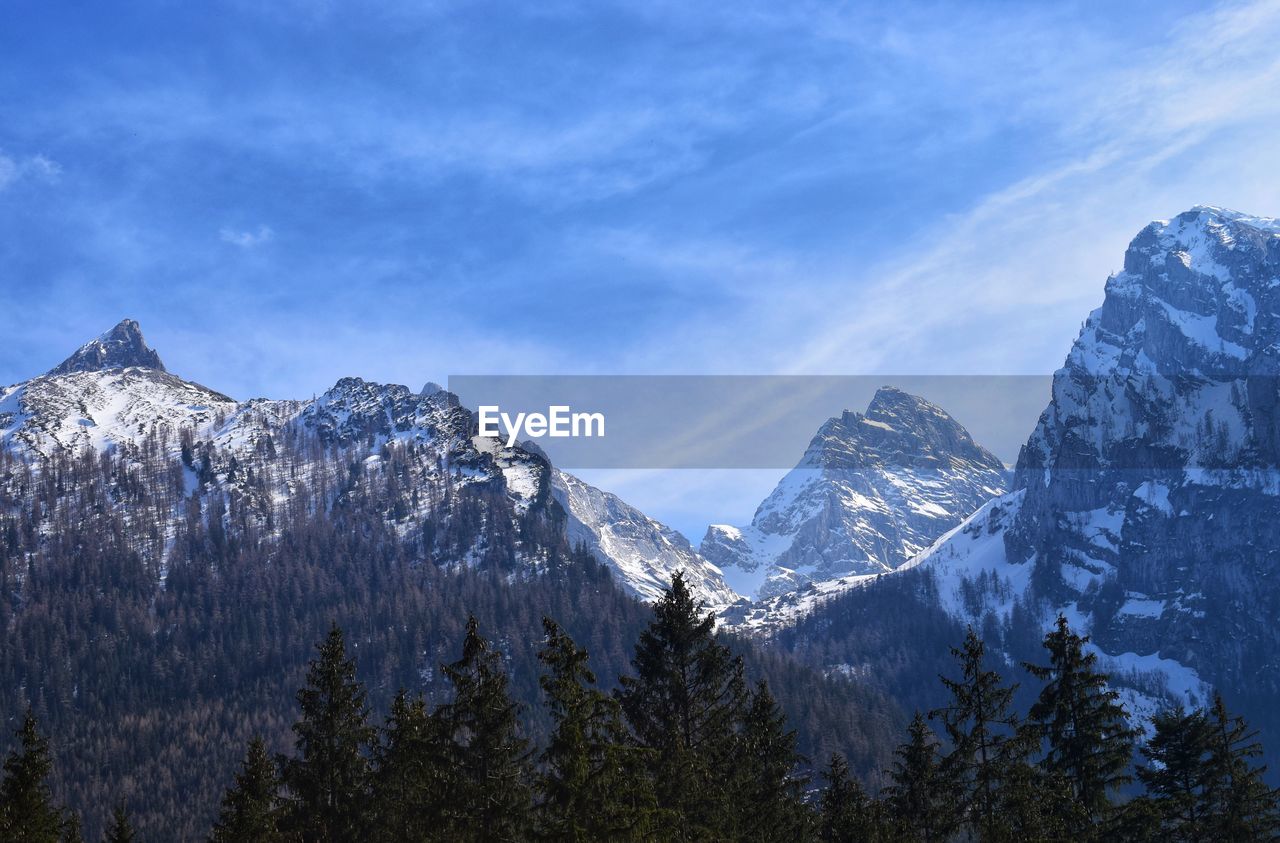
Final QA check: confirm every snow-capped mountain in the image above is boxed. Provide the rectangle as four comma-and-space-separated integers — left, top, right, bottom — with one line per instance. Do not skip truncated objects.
701, 387, 1006, 599
888, 206, 1280, 722
551, 469, 740, 610
1, 320, 734, 606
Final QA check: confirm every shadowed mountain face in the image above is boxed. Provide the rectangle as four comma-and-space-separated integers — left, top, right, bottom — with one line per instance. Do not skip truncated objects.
47, 318, 165, 376
774, 207, 1280, 752
994, 207, 1280, 711
702, 386, 1007, 600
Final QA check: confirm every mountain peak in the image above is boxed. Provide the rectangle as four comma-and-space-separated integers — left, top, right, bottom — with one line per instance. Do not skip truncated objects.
865, 385, 934, 420
815, 387, 1002, 473
48, 319, 166, 377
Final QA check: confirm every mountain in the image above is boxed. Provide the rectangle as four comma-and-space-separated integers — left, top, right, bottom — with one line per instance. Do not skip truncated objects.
702, 386, 1007, 599
955, 206, 1280, 719
0, 322, 893, 838
47, 318, 166, 376
773, 207, 1280, 744
1, 319, 734, 607
551, 468, 741, 609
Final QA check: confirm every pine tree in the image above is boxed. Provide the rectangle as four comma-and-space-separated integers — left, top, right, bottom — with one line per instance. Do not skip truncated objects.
1201, 694, 1280, 840
437, 615, 532, 842
210, 737, 283, 843
58, 814, 82, 843
369, 690, 450, 842
617, 572, 748, 840
535, 618, 654, 842
1137, 707, 1212, 840
0, 711, 70, 843
1023, 615, 1136, 831
729, 680, 813, 841
883, 712, 958, 842
931, 628, 1029, 841
104, 804, 134, 843
819, 753, 882, 843
282, 623, 375, 842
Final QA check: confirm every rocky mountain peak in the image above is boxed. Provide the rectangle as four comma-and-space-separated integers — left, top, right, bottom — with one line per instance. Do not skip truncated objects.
704, 387, 1007, 599
47, 319, 165, 377
807, 387, 1003, 473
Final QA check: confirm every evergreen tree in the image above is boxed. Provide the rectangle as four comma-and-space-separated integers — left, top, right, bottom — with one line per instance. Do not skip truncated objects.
535, 618, 654, 842
210, 737, 283, 843
1137, 707, 1212, 840
0, 711, 70, 843
883, 712, 958, 842
58, 814, 82, 843
282, 623, 375, 843
730, 680, 813, 841
617, 572, 748, 840
104, 804, 134, 843
1023, 615, 1136, 831
437, 616, 532, 842
1201, 694, 1280, 840
819, 753, 882, 843
931, 628, 1029, 841
369, 691, 450, 842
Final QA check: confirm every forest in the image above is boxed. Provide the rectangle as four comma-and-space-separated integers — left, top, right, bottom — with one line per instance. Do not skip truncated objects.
0, 430, 894, 838
4, 572, 1278, 842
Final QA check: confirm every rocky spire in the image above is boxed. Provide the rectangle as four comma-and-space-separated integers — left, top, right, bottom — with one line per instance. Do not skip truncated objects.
47, 319, 165, 376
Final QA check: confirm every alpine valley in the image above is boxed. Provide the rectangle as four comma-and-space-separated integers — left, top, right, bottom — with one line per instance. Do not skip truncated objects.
0, 320, 892, 838
6, 205, 1280, 837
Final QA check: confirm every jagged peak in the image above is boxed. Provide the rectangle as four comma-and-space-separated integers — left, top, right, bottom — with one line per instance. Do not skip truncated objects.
808, 386, 1002, 471
864, 385, 945, 420
47, 319, 165, 377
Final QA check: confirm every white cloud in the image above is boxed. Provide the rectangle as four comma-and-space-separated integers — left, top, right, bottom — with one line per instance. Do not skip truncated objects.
0, 151, 61, 190
219, 225, 274, 248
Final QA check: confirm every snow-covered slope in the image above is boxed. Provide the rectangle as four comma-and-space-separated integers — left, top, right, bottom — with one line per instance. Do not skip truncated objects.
551, 469, 740, 610
2, 319, 736, 606
702, 387, 1006, 599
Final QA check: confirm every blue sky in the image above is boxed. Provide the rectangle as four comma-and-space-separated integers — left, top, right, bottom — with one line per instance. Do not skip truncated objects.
5, 0, 1280, 541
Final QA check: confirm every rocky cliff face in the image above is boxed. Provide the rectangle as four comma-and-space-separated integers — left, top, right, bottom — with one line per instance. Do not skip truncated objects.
898, 206, 1280, 721
551, 469, 740, 610
702, 386, 1006, 599
47, 318, 166, 376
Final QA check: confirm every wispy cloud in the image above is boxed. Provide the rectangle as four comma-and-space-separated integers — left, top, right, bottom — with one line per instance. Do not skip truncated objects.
0, 151, 60, 190
219, 225, 274, 248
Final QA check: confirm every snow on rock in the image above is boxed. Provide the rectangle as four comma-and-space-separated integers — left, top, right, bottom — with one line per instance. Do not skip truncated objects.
701, 386, 1007, 600
3, 321, 754, 607
552, 469, 741, 610
46, 318, 165, 376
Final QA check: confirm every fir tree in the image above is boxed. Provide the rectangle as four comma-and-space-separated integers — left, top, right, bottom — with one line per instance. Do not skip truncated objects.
729, 680, 813, 841
617, 572, 748, 840
369, 691, 450, 842
210, 737, 283, 843
1201, 694, 1280, 840
931, 628, 1029, 841
104, 804, 134, 843
535, 618, 654, 842
1137, 707, 1212, 840
282, 623, 375, 843
883, 712, 958, 842
1023, 615, 1136, 831
819, 753, 882, 843
437, 615, 532, 842
0, 711, 70, 843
